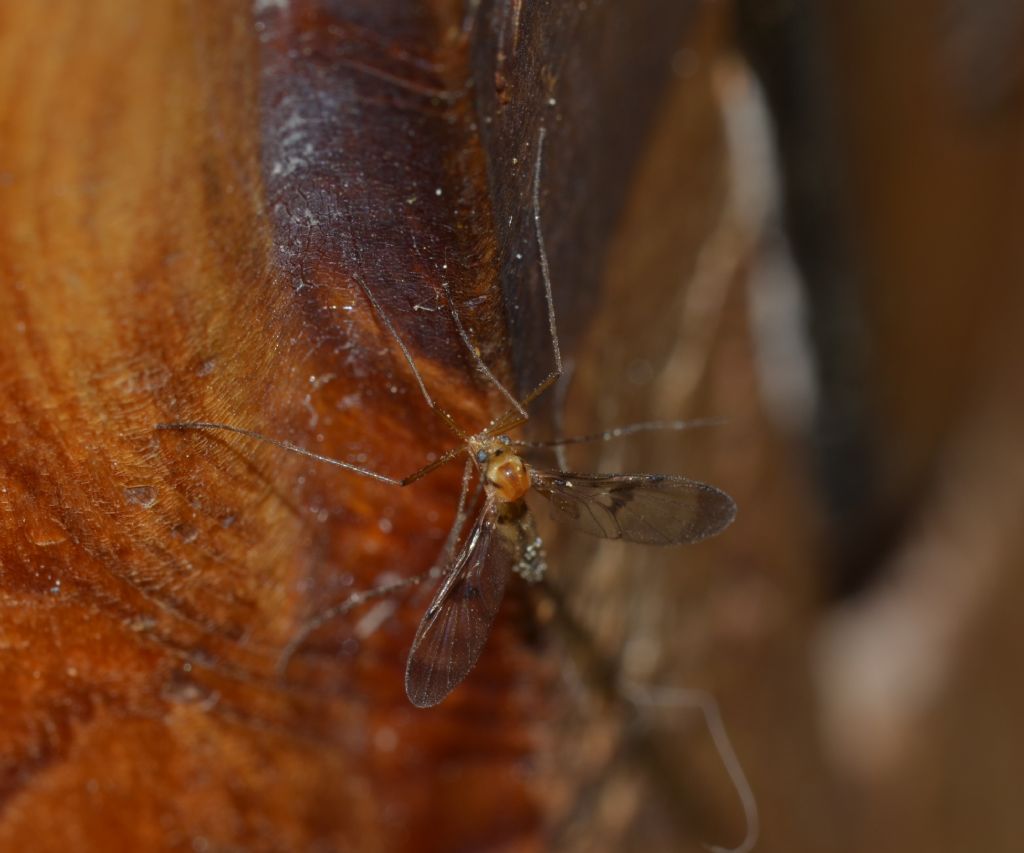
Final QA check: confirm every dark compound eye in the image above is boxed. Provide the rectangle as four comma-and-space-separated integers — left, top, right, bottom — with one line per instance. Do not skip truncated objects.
476, 449, 488, 463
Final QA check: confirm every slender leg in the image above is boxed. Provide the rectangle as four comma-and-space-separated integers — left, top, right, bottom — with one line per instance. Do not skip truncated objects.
275, 574, 425, 678
479, 361, 560, 439
406, 231, 527, 423
540, 576, 757, 853
483, 409, 528, 440
510, 417, 727, 450
158, 127, 562, 486
430, 459, 482, 574
622, 681, 760, 853
276, 458, 478, 677
437, 278, 527, 420
521, 125, 563, 408
473, 126, 565, 438
550, 358, 576, 470
350, 270, 468, 441
439, 124, 565, 439
155, 421, 465, 486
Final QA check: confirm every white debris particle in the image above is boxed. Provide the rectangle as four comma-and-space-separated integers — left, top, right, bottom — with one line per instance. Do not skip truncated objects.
354, 600, 397, 639
253, 0, 289, 13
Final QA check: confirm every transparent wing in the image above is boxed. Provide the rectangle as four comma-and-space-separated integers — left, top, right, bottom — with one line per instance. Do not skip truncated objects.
404, 501, 519, 708
530, 469, 736, 546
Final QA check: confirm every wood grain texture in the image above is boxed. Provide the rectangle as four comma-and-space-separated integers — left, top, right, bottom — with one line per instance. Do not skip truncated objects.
0, 1, 707, 850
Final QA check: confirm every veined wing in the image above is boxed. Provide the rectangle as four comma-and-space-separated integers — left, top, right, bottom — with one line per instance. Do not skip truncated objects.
530, 469, 736, 546
405, 501, 519, 708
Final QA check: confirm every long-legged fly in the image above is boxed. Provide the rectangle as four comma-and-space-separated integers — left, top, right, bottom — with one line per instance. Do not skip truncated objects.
156, 127, 736, 708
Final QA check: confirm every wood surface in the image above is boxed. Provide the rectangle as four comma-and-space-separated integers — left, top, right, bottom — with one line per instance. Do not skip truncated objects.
4, 1, 1022, 852
0, 1, 714, 850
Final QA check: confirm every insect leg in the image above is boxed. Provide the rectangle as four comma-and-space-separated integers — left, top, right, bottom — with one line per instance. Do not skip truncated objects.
425, 457, 482, 580
350, 269, 468, 441
539, 576, 754, 851
549, 357, 575, 470
511, 126, 566, 416
485, 361, 573, 467
438, 277, 527, 420
477, 130, 565, 436
276, 458, 478, 678
511, 417, 726, 450
154, 421, 464, 486
274, 574, 425, 678
521, 125, 563, 408
622, 682, 760, 853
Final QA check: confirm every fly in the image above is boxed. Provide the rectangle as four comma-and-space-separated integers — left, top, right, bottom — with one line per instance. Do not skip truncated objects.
403, 432, 734, 707
156, 125, 737, 708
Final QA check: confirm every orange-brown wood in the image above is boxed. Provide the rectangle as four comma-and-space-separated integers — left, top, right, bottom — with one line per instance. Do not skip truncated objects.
0, 1, 707, 850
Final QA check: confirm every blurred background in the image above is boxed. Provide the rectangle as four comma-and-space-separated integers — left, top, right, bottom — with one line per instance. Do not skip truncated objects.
563, 1, 1024, 850
2, 1, 1023, 851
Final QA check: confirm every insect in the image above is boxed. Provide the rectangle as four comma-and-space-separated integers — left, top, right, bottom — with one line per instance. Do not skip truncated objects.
157, 127, 736, 708
400, 433, 734, 706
